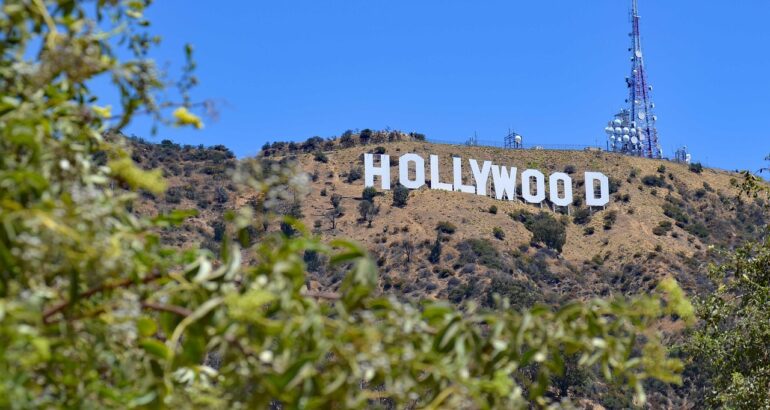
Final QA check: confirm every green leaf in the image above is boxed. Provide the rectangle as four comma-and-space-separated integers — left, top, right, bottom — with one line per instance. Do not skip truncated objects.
140, 339, 170, 360
137, 316, 157, 337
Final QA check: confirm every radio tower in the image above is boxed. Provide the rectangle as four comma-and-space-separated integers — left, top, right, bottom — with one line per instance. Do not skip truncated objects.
605, 0, 662, 159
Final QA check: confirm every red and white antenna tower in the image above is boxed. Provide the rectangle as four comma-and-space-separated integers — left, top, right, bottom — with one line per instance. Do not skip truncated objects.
605, 0, 662, 159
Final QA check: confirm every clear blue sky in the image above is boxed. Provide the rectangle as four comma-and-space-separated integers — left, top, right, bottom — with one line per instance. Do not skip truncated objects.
120, 0, 770, 174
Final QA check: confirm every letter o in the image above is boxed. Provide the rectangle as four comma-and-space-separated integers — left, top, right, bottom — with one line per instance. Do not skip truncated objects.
399, 153, 426, 189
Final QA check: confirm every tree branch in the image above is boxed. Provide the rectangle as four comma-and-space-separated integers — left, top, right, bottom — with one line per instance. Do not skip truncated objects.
302, 290, 341, 300
141, 301, 192, 317
43, 272, 163, 324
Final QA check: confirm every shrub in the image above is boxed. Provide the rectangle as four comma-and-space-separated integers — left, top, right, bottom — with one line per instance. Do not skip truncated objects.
339, 131, 355, 148
609, 177, 622, 194
485, 274, 542, 310
374, 146, 386, 155
215, 186, 230, 203
583, 226, 595, 236
346, 167, 362, 183
313, 151, 328, 163
489, 205, 498, 214
362, 186, 379, 201
457, 238, 504, 270
428, 238, 442, 264
493, 227, 505, 240
603, 210, 618, 230
642, 175, 666, 188
523, 212, 567, 253
436, 221, 457, 234
564, 165, 576, 175
689, 162, 704, 174
573, 208, 591, 225
393, 184, 409, 207
165, 187, 182, 204
657, 165, 666, 174
359, 129, 373, 145
685, 222, 710, 238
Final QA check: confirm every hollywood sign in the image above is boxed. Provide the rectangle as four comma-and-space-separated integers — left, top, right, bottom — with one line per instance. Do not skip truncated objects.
364, 153, 610, 207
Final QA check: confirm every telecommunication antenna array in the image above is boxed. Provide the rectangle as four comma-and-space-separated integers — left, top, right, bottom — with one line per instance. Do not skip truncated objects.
504, 129, 523, 149
604, 0, 663, 159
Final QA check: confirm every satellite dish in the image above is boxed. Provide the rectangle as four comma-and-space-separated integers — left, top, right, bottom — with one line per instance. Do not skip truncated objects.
635, 50, 643, 58
638, 112, 646, 120
623, 135, 630, 142
630, 128, 637, 135
610, 135, 616, 141
514, 135, 522, 143
614, 127, 623, 134
605, 127, 614, 134
613, 119, 622, 126
631, 136, 638, 144
622, 127, 630, 134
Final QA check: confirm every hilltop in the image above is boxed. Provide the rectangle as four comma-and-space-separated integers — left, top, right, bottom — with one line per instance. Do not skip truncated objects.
128, 133, 767, 310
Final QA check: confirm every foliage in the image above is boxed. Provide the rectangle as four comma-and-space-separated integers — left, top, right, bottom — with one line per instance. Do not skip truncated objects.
393, 183, 410, 207
313, 150, 328, 163
484, 274, 541, 310
0, 2, 694, 409
493, 227, 505, 240
688, 235, 770, 408
428, 237, 442, 264
572, 208, 591, 225
362, 186, 379, 201
689, 162, 704, 174
522, 212, 567, 253
603, 210, 618, 231
489, 204, 498, 214
457, 238, 504, 270
357, 199, 378, 227
642, 174, 666, 188
346, 166, 362, 183
436, 221, 457, 234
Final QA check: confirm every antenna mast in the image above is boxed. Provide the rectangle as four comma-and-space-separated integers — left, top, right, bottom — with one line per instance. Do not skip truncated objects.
605, 0, 662, 159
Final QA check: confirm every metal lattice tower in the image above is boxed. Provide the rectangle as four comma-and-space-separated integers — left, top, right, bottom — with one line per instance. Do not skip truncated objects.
605, 0, 662, 159
503, 129, 523, 149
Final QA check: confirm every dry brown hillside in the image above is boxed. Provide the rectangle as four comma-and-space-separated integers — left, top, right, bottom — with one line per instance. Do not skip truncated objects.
129, 135, 768, 308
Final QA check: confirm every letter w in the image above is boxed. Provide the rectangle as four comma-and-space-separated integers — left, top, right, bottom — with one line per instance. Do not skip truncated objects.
491, 165, 517, 201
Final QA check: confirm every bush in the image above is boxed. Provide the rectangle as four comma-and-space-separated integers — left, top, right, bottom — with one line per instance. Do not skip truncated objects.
489, 205, 498, 214
374, 146, 386, 155
564, 165, 576, 175
523, 212, 567, 253
359, 129, 373, 145
214, 186, 230, 203
573, 208, 591, 225
485, 274, 542, 310
685, 222, 710, 238
346, 167, 362, 183
313, 151, 328, 163
428, 237, 442, 264
689, 162, 704, 174
393, 184, 409, 207
493, 227, 505, 240
603, 210, 618, 230
436, 221, 457, 234
362, 186, 379, 201
642, 175, 666, 188
340, 131, 355, 148
583, 226, 595, 236
657, 165, 666, 174
457, 238, 504, 270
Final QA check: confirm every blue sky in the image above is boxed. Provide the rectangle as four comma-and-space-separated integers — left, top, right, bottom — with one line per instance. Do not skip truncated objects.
119, 1, 769, 174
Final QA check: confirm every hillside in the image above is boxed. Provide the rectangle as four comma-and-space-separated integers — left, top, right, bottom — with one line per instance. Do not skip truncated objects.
129, 134, 767, 310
